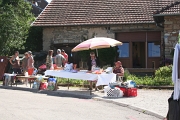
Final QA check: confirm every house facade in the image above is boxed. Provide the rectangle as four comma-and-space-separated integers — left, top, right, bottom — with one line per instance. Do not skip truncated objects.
32, 0, 180, 69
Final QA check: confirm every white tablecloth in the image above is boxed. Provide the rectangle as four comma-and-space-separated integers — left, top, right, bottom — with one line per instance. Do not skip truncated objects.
45, 70, 116, 86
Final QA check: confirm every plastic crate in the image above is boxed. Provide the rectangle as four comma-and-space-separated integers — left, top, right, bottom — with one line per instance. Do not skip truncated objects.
117, 87, 137, 97
124, 88, 137, 97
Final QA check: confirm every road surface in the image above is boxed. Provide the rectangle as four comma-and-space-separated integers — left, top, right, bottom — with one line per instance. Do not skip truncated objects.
0, 89, 161, 120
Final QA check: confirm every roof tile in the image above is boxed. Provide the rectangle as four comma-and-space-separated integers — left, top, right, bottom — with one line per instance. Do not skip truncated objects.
32, 0, 178, 26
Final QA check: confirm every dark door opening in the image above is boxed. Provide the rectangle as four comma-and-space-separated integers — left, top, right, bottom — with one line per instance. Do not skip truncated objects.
54, 44, 80, 68
132, 42, 145, 68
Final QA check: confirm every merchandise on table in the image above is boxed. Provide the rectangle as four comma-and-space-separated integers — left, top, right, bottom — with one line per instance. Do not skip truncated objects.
71, 69, 78, 73
64, 63, 73, 71
104, 67, 113, 73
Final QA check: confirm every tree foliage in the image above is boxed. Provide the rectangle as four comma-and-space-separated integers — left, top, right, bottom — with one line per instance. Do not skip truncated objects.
23, 26, 43, 53
0, 0, 34, 56
78, 47, 117, 67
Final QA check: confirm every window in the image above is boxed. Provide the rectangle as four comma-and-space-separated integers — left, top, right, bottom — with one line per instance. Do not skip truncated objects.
148, 42, 160, 57
117, 43, 129, 57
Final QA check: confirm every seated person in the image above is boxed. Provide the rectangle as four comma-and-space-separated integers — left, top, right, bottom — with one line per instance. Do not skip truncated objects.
113, 61, 124, 82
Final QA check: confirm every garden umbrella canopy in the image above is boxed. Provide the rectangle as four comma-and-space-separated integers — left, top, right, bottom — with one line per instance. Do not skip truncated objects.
71, 37, 123, 52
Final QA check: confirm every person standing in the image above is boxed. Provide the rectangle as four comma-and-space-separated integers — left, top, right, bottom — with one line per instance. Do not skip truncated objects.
61, 49, 68, 66
55, 49, 65, 67
46, 50, 54, 70
87, 51, 100, 91
27, 51, 34, 75
21, 52, 29, 86
21, 52, 29, 73
9, 51, 21, 74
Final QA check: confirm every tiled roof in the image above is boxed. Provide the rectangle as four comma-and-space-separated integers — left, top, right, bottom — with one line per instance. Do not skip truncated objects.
32, 0, 177, 26
153, 1, 180, 16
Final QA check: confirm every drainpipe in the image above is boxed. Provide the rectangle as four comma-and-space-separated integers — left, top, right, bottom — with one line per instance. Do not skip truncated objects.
153, 16, 165, 66
162, 37, 166, 66
146, 32, 147, 68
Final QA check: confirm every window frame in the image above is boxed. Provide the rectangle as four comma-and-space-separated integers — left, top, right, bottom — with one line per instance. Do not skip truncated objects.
147, 42, 161, 57
117, 42, 130, 58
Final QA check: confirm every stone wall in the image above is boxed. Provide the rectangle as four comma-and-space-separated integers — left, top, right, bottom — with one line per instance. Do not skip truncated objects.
43, 23, 162, 51
164, 15, 180, 58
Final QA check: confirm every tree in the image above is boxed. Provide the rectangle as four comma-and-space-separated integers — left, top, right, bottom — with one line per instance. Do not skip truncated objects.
0, 0, 34, 56
23, 26, 43, 53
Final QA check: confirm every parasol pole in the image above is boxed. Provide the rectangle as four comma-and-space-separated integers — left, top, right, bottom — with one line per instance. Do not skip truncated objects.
96, 49, 98, 57
94, 36, 98, 57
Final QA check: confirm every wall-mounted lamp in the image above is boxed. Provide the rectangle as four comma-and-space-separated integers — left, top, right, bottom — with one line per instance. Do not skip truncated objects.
164, 34, 169, 43
164, 33, 170, 36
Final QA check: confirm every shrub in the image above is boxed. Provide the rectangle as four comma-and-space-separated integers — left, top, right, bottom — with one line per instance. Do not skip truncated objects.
123, 69, 130, 81
154, 65, 173, 85
154, 65, 172, 79
127, 65, 173, 86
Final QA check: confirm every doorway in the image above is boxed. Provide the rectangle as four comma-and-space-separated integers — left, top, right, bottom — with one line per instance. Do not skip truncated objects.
54, 44, 80, 68
60, 46, 72, 62
132, 42, 146, 68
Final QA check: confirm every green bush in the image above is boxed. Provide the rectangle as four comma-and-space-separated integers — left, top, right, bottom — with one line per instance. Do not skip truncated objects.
57, 77, 89, 86
123, 69, 130, 81
154, 65, 173, 86
127, 65, 173, 86
154, 65, 172, 79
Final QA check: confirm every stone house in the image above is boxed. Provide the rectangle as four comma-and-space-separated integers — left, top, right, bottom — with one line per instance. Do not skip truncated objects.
32, 0, 179, 69
154, 1, 180, 61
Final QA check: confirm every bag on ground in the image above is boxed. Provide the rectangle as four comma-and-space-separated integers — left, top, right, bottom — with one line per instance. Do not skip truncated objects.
47, 78, 57, 91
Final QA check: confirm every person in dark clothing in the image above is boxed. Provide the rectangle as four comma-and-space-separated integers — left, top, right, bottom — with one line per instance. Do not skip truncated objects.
71, 52, 79, 69
9, 51, 21, 74
87, 51, 100, 91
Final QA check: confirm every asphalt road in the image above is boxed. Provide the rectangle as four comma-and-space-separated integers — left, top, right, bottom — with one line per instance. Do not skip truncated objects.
0, 89, 161, 120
